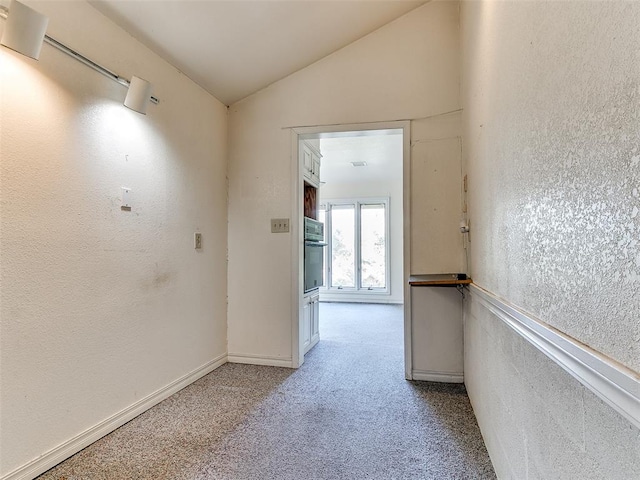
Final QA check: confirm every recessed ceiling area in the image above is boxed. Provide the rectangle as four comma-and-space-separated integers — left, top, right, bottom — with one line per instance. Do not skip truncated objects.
319, 129, 403, 186
88, 0, 425, 105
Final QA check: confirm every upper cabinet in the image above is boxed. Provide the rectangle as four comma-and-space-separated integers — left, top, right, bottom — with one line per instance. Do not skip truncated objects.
301, 141, 322, 188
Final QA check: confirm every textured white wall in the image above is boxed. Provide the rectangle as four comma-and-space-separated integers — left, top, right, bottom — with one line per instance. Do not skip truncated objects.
227, 1, 460, 363
462, 0, 639, 372
0, 1, 228, 476
410, 112, 466, 275
465, 295, 640, 479
461, 1, 640, 477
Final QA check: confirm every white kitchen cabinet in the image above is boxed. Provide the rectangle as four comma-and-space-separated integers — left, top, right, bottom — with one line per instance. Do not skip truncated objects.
302, 299, 311, 352
303, 291, 320, 354
301, 141, 322, 188
310, 292, 320, 347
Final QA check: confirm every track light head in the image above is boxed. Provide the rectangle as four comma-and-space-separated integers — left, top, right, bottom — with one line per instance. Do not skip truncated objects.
1, 0, 49, 60
124, 76, 153, 115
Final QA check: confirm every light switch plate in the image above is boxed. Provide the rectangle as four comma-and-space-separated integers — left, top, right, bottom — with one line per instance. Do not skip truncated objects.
271, 218, 290, 233
194, 232, 202, 249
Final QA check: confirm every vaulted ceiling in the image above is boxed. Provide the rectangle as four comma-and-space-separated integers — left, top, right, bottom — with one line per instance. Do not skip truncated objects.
89, 0, 426, 105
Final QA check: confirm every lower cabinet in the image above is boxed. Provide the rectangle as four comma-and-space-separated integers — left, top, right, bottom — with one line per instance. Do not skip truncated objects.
303, 292, 320, 354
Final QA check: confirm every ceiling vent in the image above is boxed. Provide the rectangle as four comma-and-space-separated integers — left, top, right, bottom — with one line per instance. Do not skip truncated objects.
351, 161, 367, 167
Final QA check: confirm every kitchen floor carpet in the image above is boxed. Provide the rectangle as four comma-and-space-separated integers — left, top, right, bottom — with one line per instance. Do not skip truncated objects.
37, 302, 495, 480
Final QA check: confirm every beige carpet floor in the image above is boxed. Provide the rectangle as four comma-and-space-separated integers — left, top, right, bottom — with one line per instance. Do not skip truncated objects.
37, 302, 495, 479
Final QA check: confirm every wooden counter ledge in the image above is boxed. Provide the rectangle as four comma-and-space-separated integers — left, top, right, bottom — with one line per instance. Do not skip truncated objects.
408, 277, 472, 287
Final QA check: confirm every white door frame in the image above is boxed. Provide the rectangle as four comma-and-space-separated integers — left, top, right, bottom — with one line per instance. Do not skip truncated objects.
289, 121, 411, 374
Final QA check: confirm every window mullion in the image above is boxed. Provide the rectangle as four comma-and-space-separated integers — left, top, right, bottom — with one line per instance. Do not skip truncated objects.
355, 201, 361, 291
326, 204, 332, 289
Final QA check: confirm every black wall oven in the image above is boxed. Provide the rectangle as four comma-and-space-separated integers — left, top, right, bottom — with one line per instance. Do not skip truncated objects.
304, 217, 326, 293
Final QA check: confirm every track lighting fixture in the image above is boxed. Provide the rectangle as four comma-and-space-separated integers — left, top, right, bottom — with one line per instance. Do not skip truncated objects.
0, 0, 159, 114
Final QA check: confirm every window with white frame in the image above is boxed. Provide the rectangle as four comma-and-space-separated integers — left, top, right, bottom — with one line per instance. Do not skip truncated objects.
319, 198, 390, 294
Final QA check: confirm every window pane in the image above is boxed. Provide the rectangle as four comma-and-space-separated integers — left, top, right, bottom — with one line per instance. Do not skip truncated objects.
360, 204, 386, 288
330, 205, 355, 288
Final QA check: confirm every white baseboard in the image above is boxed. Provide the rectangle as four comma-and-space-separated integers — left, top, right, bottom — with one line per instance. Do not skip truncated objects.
2, 353, 228, 480
412, 370, 464, 383
470, 284, 640, 430
319, 295, 403, 305
227, 353, 293, 368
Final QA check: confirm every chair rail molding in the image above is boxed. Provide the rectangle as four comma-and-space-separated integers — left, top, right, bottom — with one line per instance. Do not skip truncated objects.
469, 283, 640, 430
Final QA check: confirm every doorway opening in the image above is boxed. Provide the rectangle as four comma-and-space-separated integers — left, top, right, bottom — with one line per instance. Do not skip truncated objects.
291, 122, 411, 372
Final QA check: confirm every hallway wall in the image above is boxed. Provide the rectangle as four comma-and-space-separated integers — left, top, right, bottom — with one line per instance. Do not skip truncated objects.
227, 1, 460, 365
461, 1, 640, 477
0, 1, 228, 477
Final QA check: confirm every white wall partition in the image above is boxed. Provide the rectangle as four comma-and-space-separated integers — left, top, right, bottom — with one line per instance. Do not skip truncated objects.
227, 0, 461, 366
461, 1, 640, 477
0, 2, 228, 478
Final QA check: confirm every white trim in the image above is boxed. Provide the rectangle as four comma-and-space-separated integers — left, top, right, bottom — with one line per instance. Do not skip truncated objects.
290, 130, 304, 368
291, 121, 411, 371
319, 296, 403, 305
401, 124, 412, 380
2, 354, 228, 480
469, 284, 640, 430
320, 289, 392, 296
227, 353, 293, 368
412, 370, 464, 383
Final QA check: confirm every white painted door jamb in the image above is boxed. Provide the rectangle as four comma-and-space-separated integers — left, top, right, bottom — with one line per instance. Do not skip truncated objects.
290, 121, 411, 373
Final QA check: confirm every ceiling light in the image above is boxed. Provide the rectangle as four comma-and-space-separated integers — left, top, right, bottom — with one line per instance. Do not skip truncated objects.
0, 0, 49, 60
124, 76, 153, 115
351, 161, 367, 167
